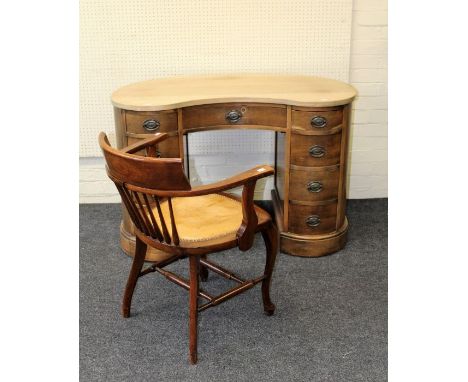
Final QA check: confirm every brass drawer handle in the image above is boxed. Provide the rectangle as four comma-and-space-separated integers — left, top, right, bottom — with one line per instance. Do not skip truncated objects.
311, 116, 327, 128
306, 215, 321, 228
225, 110, 242, 123
309, 145, 326, 158
307, 181, 323, 193
142, 119, 160, 131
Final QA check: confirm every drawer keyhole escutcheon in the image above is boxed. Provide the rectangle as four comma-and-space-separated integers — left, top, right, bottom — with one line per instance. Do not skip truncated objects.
225, 110, 242, 123
142, 119, 160, 131
309, 145, 326, 158
307, 181, 323, 193
306, 215, 321, 228
310, 116, 327, 128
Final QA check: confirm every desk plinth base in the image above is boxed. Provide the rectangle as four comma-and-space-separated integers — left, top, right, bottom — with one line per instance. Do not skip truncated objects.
279, 220, 348, 257
271, 190, 348, 257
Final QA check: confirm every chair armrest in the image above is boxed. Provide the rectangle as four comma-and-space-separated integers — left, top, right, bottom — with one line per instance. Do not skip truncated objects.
121, 133, 170, 156
192, 165, 274, 251
188, 165, 274, 196
128, 164, 274, 197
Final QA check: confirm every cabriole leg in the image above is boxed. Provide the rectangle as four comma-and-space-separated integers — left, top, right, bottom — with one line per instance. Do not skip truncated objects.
121, 236, 147, 318
261, 224, 278, 316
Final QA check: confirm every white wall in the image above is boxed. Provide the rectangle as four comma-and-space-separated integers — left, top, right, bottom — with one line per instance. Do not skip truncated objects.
79, 0, 387, 203
80, 158, 121, 203
80, 0, 352, 157
348, 0, 388, 198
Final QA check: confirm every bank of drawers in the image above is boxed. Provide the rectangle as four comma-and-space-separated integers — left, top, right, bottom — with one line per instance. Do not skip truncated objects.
122, 105, 345, 235
288, 107, 344, 235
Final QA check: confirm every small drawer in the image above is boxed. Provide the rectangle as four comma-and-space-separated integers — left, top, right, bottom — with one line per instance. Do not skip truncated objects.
288, 202, 337, 235
290, 133, 341, 167
289, 165, 340, 202
125, 110, 178, 134
292, 109, 343, 133
182, 103, 286, 131
127, 136, 180, 158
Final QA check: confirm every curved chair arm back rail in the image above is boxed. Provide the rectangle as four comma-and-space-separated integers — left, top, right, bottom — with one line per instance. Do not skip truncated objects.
124, 165, 274, 197
99, 132, 191, 191
99, 132, 274, 252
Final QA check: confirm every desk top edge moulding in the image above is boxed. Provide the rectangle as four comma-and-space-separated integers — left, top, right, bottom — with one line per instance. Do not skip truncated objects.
111, 74, 356, 111
112, 74, 357, 260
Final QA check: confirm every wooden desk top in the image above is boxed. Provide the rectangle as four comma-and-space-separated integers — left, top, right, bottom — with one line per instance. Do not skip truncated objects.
111, 74, 357, 111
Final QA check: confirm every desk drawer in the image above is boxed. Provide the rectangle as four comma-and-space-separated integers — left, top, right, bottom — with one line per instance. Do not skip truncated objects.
289, 165, 340, 202
292, 109, 343, 133
127, 136, 180, 158
288, 202, 337, 235
290, 133, 341, 167
182, 103, 286, 131
125, 110, 178, 134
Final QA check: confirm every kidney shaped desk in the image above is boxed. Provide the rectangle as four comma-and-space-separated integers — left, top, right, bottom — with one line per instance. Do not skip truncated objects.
111, 74, 357, 261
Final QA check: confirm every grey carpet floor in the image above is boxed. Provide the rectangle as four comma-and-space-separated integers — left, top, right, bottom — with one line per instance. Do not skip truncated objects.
80, 199, 387, 382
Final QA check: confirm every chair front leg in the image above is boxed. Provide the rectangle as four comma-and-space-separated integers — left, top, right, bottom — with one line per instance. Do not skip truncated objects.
261, 223, 278, 316
121, 236, 147, 318
189, 255, 200, 364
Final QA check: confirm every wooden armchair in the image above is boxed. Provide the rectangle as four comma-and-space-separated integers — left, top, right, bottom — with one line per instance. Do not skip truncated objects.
99, 132, 278, 364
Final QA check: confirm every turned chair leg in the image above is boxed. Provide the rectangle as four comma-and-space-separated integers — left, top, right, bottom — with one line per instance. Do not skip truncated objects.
261, 224, 278, 316
121, 236, 147, 318
199, 255, 209, 282
189, 255, 200, 364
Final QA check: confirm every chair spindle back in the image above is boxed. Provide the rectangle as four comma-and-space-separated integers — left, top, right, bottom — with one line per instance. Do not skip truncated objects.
99, 132, 188, 247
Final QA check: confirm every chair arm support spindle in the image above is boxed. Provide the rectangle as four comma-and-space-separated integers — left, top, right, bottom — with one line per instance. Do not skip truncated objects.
237, 180, 258, 251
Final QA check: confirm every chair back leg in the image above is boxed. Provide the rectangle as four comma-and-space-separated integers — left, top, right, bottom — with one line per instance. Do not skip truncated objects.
261, 224, 278, 316
121, 236, 147, 318
189, 255, 200, 364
